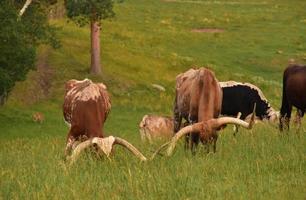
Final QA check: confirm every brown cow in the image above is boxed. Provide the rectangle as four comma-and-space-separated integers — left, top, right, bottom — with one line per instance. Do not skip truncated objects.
280, 64, 306, 131
139, 115, 174, 142
168, 67, 255, 154
173, 67, 222, 153
63, 79, 147, 162
63, 79, 111, 155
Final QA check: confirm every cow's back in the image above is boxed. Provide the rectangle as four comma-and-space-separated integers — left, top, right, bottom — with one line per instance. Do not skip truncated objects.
64, 82, 111, 139
285, 65, 306, 110
197, 68, 222, 122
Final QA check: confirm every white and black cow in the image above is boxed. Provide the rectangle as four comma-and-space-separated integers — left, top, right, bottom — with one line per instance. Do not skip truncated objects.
219, 81, 278, 123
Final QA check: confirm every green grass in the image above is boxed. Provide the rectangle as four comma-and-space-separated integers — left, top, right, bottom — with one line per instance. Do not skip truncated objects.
1, 0, 306, 199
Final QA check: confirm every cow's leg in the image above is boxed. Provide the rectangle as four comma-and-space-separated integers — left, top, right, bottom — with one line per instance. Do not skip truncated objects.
280, 78, 291, 131
295, 109, 304, 133
212, 134, 218, 153
173, 95, 182, 133
182, 121, 191, 150
280, 105, 292, 132
185, 133, 190, 150
188, 103, 198, 153
285, 106, 292, 131
65, 134, 76, 156
65, 126, 85, 156
188, 115, 198, 154
201, 139, 209, 154
191, 133, 199, 155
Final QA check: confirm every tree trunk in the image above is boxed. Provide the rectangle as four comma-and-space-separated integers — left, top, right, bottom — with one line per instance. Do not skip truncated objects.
90, 19, 101, 74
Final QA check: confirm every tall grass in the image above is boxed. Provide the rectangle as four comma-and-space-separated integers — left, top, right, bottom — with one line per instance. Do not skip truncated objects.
1, 0, 306, 199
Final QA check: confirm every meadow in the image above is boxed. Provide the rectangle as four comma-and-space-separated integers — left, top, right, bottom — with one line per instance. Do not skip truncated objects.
0, 0, 306, 199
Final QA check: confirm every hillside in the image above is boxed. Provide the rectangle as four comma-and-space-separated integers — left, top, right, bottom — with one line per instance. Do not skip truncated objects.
0, 0, 305, 199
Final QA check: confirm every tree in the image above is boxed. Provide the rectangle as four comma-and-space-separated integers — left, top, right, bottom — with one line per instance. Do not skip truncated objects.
0, 0, 59, 105
65, 0, 115, 74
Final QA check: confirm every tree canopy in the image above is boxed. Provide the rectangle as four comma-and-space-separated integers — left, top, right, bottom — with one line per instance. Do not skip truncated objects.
64, 0, 115, 26
0, 0, 59, 105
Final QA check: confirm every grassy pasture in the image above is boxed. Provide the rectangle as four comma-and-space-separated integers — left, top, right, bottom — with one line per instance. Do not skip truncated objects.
1, 0, 306, 199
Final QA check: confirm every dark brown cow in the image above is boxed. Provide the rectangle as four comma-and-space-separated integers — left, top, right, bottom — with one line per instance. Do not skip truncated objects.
280, 64, 306, 131
63, 79, 111, 155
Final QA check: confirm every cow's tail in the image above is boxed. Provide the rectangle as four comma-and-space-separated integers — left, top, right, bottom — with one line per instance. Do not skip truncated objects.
199, 69, 215, 120
280, 69, 290, 130
280, 70, 288, 117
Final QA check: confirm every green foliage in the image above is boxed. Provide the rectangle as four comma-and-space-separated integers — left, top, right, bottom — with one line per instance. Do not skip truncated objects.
65, 0, 115, 26
0, 0, 59, 105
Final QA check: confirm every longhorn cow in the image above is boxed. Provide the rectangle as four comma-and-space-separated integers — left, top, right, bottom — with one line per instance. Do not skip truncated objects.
170, 67, 255, 154
63, 79, 147, 163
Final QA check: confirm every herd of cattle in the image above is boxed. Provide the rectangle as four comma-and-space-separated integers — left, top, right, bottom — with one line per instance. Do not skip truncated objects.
63, 64, 306, 163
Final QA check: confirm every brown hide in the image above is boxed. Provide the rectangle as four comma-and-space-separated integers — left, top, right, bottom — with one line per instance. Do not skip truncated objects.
139, 115, 174, 142
280, 64, 306, 130
63, 79, 111, 153
174, 67, 222, 151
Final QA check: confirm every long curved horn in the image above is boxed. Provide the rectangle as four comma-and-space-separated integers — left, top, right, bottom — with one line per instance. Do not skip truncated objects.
166, 123, 203, 156
114, 137, 147, 161
214, 103, 256, 129
213, 117, 253, 129
150, 141, 171, 160
67, 139, 93, 164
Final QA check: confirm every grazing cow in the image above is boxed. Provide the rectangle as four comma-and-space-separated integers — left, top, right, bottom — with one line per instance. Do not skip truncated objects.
219, 81, 279, 134
139, 115, 174, 142
219, 81, 278, 121
63, 79, 111, 155
280, 64, 306, 131
173, 68, 222, 153
151, 70, 255, 159
171, 67, 254, 154
63, 79, 147, 163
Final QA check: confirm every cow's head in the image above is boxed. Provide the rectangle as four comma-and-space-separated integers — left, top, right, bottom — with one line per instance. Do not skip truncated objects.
66, 136, 147, 164
266, 108, 280, 123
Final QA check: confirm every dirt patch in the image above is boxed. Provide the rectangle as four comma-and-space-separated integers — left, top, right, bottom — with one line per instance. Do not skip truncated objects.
36, 48, 53, 97
191, 28, 224, 33
7, 48, 54, 105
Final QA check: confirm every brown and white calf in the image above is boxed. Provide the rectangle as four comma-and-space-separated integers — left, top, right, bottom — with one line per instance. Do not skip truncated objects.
139, 115, 174, 142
